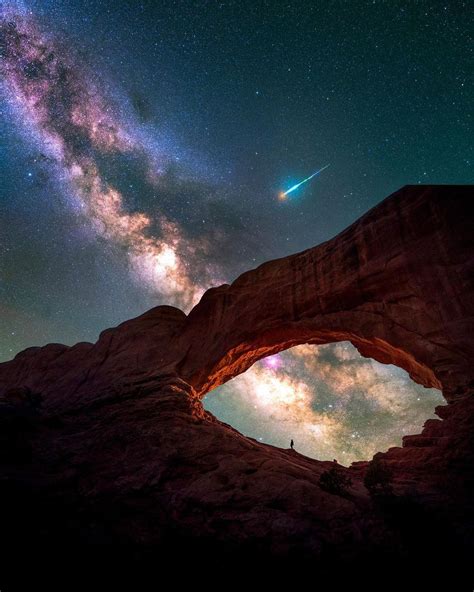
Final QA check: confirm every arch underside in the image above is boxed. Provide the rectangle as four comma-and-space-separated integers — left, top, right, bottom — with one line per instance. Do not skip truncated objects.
195, 325, 443, 399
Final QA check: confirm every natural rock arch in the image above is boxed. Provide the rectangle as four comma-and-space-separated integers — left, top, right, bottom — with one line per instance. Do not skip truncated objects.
175, 185, 472, 401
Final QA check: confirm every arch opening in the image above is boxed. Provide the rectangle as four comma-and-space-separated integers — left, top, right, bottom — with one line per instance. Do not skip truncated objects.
203, 341, 444, 465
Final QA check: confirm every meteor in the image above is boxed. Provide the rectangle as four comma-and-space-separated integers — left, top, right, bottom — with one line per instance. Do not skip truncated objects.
279, 164, 330, 200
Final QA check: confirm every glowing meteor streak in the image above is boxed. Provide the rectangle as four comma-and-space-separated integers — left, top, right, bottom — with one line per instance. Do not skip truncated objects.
279, 164, 330, 200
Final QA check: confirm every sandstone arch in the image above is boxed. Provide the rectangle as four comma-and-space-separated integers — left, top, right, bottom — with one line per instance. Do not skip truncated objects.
176, 185, 473, 401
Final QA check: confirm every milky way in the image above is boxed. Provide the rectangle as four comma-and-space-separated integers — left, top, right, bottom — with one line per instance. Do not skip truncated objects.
1, 7, 222, 310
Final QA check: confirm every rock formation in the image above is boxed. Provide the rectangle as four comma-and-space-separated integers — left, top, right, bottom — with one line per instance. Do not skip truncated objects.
0, 185, 473, 586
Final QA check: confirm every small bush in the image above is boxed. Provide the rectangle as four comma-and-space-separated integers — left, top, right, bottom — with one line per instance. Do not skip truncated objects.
364, 457, 393, 495
319, 466, 353, 496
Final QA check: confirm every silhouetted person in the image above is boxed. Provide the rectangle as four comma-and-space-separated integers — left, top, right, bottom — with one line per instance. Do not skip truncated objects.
290, 439, 294, 450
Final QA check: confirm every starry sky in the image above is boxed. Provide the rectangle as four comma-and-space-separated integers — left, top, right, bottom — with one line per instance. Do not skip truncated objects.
1, 1, 471, 462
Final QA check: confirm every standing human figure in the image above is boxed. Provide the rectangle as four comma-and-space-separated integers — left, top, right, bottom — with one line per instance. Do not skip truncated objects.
290, 439, 294, 450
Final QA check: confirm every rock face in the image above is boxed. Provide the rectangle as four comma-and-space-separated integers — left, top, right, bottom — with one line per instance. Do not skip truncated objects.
1, 185, 473, 584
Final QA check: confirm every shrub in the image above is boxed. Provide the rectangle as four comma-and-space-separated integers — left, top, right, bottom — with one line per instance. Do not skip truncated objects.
319, 466, 353, 496
364, 457, 393, 495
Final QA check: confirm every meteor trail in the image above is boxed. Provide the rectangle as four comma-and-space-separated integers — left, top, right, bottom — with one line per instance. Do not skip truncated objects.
279, 164, 330, 200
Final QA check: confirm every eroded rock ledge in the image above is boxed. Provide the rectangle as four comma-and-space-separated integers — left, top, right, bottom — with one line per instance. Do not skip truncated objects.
0, 185, 473, 583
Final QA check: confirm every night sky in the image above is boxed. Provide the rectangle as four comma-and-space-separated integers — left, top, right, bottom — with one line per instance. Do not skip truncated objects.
1, 1, 471, 461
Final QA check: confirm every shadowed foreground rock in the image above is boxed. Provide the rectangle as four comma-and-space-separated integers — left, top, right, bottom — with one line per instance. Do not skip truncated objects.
0, 185, 473, 587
